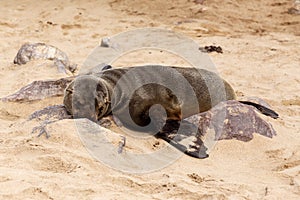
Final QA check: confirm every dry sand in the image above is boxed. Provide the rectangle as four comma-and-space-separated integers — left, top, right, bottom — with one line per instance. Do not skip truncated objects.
0, 0, 300, 199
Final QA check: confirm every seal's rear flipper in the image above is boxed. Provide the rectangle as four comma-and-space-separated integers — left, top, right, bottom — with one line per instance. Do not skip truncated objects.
158, 133, 209, 159
239, 101, 279, 119
156, 120, 209, 159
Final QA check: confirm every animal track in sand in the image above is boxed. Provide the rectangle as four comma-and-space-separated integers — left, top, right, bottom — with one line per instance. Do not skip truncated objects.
274, 160, 300, 172
33, 156, 78, 173
282, 98, 300, 106
0, 109, 20, 120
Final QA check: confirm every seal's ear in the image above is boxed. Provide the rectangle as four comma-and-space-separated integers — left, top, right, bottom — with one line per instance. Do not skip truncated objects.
82, 64, 113, 75
101, 65, 112, 71
65, 88, 72, 94
64, 81, 74, 94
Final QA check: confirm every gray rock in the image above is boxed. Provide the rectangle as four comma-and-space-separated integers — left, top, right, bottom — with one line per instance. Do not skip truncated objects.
14, 43, 77, 74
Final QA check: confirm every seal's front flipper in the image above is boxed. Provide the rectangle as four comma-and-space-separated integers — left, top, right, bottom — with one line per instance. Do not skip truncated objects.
156, 120, 209, 159
239, 101, 279, 119
183, 143, 209, 159
169, 136, 209, 159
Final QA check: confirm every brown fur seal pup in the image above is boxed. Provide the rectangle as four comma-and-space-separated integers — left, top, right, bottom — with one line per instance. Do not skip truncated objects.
64, 65, 277, 122
63, 65, 278, 158
64, 66, 235, 126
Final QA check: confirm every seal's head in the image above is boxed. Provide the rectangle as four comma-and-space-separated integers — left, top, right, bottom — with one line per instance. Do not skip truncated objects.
63, 75, 110, 122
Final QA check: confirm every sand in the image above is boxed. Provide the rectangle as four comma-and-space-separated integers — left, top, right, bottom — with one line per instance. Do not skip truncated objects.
0, 0, 300, 199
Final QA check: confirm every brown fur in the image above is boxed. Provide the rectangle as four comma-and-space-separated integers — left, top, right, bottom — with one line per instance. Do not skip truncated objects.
63, 65, 236, 131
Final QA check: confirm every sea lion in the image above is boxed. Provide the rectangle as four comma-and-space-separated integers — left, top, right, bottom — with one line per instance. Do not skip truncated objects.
63, 65, 278, 158
64, 65, 277, 124
64, 65, 236, 127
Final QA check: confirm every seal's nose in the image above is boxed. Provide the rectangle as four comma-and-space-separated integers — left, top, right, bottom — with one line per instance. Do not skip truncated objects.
73, 110, 97, 122
71, 91, 98, 122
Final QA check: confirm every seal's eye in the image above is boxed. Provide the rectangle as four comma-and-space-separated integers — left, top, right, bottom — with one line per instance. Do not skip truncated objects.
66, 88, 73, 94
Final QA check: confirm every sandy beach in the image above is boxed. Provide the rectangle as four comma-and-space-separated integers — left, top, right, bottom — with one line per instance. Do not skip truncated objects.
0, 0, 300, 199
